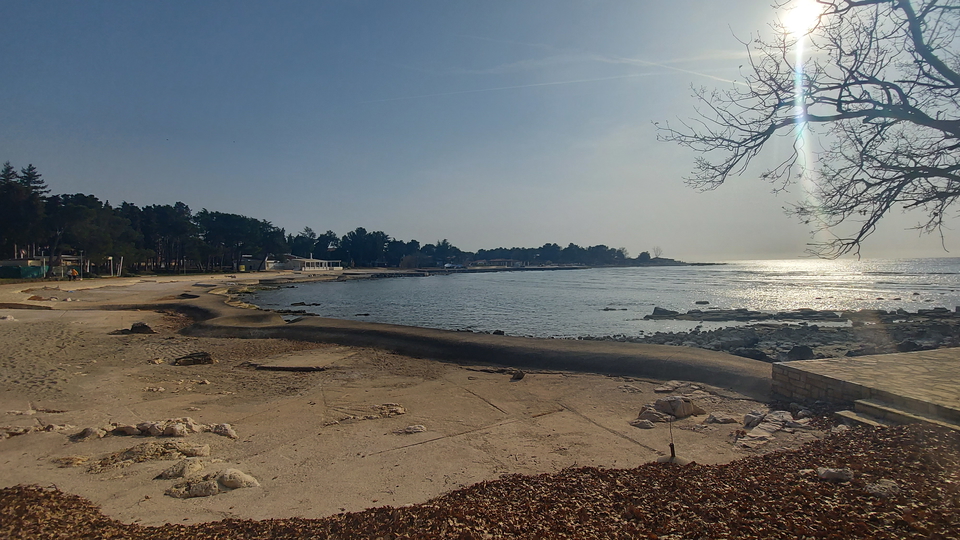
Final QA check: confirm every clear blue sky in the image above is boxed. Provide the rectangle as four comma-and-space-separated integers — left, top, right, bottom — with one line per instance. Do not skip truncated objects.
1, 1, 952, 260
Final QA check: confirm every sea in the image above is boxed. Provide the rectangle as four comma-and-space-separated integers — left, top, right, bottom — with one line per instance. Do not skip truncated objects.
249, 258, 960, 339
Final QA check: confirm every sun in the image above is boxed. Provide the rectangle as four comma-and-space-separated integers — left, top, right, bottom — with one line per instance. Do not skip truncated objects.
784, 0, 823, 37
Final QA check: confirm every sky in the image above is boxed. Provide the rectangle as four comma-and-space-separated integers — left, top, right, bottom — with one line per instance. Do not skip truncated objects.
0, 0, 954, 261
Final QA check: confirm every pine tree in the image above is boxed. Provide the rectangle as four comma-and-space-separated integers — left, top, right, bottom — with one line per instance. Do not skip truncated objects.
0, 161, 17, 185
17, 164, 49, 195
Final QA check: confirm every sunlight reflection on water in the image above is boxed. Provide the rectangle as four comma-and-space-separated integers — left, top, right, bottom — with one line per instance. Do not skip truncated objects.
251, 258, 960, 338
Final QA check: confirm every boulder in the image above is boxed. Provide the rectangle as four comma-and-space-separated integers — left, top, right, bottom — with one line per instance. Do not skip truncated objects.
156, 458, 204, 480
817, 467, 854, 481
187, 480, 221, 498
111, 424, 142, 436
653, 396, 706, 419
163, 423, 188, 437
743, 411, 766, 429
217, 469, 260, 489
786, 345, 816, 361
181, 444, 210, 457
629, 419, 656, 429
398, 425, 427, 434
896, 340, 923, 352
636, 406, 673, 423
211, 423, 239, 439
137, 422, 165, 436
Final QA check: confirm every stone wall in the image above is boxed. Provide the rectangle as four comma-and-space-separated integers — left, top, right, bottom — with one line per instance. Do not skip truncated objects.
771, 362, 872, 404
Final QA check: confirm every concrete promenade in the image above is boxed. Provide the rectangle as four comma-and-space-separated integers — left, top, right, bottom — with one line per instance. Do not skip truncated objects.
773, 348, 960, 428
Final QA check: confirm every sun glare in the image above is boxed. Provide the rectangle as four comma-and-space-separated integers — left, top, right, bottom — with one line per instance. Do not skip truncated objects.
784, 0, 822, 37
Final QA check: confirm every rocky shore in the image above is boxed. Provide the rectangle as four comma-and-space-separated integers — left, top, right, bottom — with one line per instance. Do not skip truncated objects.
585, 307, 960, 361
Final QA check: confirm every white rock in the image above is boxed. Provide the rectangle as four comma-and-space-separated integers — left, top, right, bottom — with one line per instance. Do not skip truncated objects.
629, 419, 656, 429
865, 479, 900, 497
637, 406, 673, 423
817, 467, 854, 481
217, 469, 260, 489
654, 396, 706, 419
399, 425, 427, 434
163, 423, 188, 437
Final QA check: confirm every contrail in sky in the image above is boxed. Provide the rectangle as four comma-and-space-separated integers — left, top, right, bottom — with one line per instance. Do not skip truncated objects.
360, 72, 666, 104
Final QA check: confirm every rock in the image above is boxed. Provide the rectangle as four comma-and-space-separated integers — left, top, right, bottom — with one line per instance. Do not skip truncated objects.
492, 330, 505, 335
629, 419, 656, 429
111, 424, 142, 436
128, 322, 156, 334
817, 467, 854, 481
831, 425, 850, 434
653, 396, 706, 419
896, 340, 923, 352
156, 458, 204, 479
1, 315, 16, 321
695, 300, 709, 305
865, 479, 900, 497
173, 352, 215, 366
732, 348, 774, 362
786, 345, 816, 361
511, 369, 525, 381
646, 307, 680, 319
705, 413, 739, 424
398, 425, 427, 434
188, 480, 221, 498
70, 427, 106, 442
743, 411, 766, 429
653, 380, 685, 393
163, 423, 188, 437
211, 424, 239, 439
181, 444, 210, 457
217, 469, 260, 489
637, 406, 674, 423
137, 422, 165, 436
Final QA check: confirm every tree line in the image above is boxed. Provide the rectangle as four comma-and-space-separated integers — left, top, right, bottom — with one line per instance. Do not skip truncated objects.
0, 161, 662, 274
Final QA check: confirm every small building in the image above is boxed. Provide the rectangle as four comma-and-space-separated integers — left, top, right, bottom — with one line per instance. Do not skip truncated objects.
285, 257, 343, 272
238, 256, 283, 272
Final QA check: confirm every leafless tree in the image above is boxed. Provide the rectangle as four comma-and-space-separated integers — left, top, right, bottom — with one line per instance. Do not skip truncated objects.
659, 0, 960, 257
652, 246, 664, 258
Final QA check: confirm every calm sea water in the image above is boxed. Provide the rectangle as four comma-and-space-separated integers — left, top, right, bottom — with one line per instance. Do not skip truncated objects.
249, 258, 960, 338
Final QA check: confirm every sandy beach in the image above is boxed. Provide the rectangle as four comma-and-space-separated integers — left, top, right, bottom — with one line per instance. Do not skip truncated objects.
0, 272, 823, 527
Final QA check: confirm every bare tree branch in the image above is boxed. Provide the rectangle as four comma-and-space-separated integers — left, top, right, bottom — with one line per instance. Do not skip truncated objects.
659, 0, 960, 257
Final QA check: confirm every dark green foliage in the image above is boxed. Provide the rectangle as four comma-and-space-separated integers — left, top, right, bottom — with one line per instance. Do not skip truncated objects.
17, 164, 49, 195
0, 159, 661, 273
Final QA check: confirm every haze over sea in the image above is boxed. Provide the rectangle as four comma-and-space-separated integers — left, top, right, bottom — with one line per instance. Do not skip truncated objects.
251, 258, 960, 339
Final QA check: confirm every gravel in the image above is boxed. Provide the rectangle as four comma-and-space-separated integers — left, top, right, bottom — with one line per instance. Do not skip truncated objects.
3, 424, 958, 539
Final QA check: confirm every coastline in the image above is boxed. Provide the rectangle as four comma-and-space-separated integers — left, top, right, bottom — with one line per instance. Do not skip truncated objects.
0, 272, 825, 528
